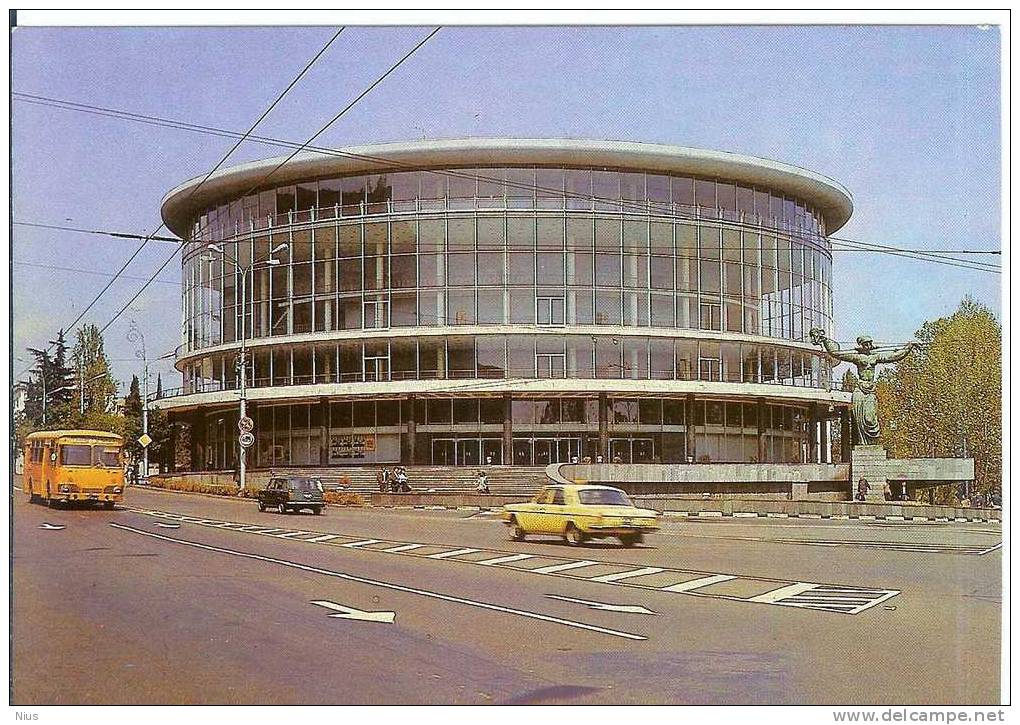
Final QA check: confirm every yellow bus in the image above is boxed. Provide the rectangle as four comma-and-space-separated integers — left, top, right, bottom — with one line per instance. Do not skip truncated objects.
23, 430, 126, 509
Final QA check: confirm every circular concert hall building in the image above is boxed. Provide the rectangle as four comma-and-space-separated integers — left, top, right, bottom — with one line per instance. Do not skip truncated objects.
155, 138, 853, 472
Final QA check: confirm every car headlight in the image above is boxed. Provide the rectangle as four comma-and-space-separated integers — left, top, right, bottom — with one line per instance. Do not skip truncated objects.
59, 484, 70, 493
113, 487, 122, 494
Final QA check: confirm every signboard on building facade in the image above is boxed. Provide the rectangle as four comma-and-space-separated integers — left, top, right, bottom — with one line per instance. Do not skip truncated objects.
329, 434, 376, 461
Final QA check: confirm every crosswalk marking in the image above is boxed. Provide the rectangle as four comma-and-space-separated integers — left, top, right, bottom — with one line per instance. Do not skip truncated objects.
748, 582, 820, 603
590, 567, 665, 583
427, 548, 480, 559
133, 508, 901, 615
532, 560, 599, 575
305, 534, 340, 543
660, 574, 736, 592
477, 553, 534, 566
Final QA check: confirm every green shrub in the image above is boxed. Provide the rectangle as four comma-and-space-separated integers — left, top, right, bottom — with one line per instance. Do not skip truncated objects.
324, 490, 365, 507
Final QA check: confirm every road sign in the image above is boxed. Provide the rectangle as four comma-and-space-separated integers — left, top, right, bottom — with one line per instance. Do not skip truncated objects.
238, 432, 255, 448
238, 416, 254, 433
137, 433, 153, 448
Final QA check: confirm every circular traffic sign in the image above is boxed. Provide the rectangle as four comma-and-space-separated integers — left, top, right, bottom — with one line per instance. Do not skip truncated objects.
238, 432, 255, 448
238, 416, 254, 433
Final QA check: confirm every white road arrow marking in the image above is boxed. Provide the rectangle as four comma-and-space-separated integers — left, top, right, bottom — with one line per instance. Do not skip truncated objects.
155, 522, 181, 529
546, 594, 657, 615
311, 600, 396, 623
38, 523, 65, 530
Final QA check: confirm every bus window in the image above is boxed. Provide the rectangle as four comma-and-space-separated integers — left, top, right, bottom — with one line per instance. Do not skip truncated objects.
60, 445, 93, 466
97, 448, 120, 467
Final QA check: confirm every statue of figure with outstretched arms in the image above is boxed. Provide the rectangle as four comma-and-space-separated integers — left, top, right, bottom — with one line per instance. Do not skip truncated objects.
809, 328, 917, 446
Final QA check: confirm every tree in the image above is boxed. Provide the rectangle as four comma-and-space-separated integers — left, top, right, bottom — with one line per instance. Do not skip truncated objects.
123, 375, 144, 466
878, 297, 1001, 502
71, 323, 121, 433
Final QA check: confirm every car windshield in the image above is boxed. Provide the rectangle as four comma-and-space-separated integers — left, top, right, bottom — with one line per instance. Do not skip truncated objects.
578, 489, 633, 507
289, 478, 323, 492
59, 445, 93, 466
97, 448, 120, 467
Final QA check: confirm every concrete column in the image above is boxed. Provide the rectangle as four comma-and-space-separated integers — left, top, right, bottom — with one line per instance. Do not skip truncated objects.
807, 405, 819, 464
598, 393, 609, 460
406, 395, 417, 465
686, 393, 697, 463
757, 399, 766, 463
319, 397, 330, 466
823, 419, 832, 464
502, 393, 513, 464
840, 408, 852, 463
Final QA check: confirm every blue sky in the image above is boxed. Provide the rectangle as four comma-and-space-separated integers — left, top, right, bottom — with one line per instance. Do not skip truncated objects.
11, 24, 1001, 389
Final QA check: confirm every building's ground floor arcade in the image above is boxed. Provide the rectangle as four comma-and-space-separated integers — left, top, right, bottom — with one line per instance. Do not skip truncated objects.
167, 393, 851, 472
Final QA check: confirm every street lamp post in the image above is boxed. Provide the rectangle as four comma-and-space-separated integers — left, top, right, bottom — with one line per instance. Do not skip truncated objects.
127, 324, 150, 480
207, 242, 287, 493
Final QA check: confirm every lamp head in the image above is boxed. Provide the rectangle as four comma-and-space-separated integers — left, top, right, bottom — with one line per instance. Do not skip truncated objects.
207, 243, 224, 254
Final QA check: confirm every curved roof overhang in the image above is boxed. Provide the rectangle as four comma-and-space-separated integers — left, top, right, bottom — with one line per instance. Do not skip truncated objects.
161, 138, 853, 238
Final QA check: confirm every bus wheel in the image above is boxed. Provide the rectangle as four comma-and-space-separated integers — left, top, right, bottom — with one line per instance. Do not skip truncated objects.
103, 501, 115, 511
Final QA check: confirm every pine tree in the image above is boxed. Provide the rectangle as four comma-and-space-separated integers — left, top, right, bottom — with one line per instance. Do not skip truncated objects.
72, 324, 121, 432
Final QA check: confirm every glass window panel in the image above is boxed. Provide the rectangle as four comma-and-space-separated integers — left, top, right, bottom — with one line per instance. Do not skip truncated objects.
509, 289, 535, 323
623, 338, 648, 379
508, 252, 535, 285
447, 290, 475, 325
536, 168, 564, 199
447, 252, 476, 286
566, 218, 593, 250
511, 399, 535, 424
536, 252, 564, 285
595, 253, 621, 286
567, 337, 593, 378
366, 175, 392, 212
672, 176, 694, 207
568, 252, 593, 286
314, 225, 336, 261
293, 262, 313, 296
650, 256, 674, 290
595, 290, 621, 325
505, 167, 535, 204
595, 219, 621, 251
391, 254, 417, 288
448, 218, 474, 252
646, 174, 670, 204
675, 339, 697, 380
418, 253, 444, 287
477, 216, 505, 250
508, 216, 536, 249
612, 399, 638, 423
341, 176, 366, 214
593, 171, 619, 208
565, 169, 592, 209
620, 172, 645, 202
695, 179, 716, 210
536, 218, 563, 249
508, 337, 535, 377
419, 339, 446, 378
477, 252, 505, 285
700, 260, 720, 293
420, 171, 446, 200
477, 336, 505, 377
448, 170, 476, 199
596, 337, 621, 378
650, 293, 674, 327
427, 399, 451, 424
391, 291, 416, 326
475, 168, 504, 199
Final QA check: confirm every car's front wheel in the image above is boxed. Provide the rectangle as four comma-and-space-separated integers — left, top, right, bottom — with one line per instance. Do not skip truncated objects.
508, 517, 525, 541
619, 533, 643, 548
257, 500, 266, 512
565, 523, 586, 546
313, 506, 324, 515
277, 503, 287, 514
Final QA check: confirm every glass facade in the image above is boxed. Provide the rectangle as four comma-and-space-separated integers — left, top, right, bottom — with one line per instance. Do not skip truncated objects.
168, 158, 843, 469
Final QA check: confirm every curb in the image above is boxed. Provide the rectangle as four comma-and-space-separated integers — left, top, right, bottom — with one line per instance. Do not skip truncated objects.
656, 510, 999, 524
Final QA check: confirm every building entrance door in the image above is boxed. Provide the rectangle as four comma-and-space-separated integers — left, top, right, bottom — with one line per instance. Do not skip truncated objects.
522, 437, 581, 466
610, 438, 655, 463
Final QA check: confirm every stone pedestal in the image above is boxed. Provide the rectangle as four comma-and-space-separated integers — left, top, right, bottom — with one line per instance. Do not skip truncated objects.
851, 445, 891, 501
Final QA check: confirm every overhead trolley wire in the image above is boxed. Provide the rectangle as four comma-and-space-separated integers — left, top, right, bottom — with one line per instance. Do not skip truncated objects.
97, 26, 442, 337
14, 27, 347, 377
15, 90, 1002, 275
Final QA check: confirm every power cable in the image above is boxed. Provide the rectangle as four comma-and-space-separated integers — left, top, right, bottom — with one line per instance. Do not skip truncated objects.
14, 27, 346, 377
15, 90, 1002, 273
96, 27, 441, 339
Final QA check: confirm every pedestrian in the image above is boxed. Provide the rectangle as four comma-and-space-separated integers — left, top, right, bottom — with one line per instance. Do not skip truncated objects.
377, 467, 390, 493
485, 453, 494, 466
856, 477, 870, 502
393, 466, 410, 493
475, 470, 489, 494
570, 455, 579, 464
595, 454, 604, 464
612, 453, 622, 464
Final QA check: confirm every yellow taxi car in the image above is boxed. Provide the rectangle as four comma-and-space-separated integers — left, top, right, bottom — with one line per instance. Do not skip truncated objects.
503, 484, 659, 547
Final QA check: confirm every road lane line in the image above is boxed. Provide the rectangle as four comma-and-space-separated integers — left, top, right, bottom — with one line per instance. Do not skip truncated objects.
532, 560, 599, 574
254, 528, 285, 534
589, 567, 665, 583
306, 534, 340, 543
274, 531, 311, 538
979, 543, 1003, 555
342, 539, 380, 548
427, 548, 480, 559
477, 553, 534, 566
660, 574, 736, 592
384, 543, 424, 552
107, 523, 647, 641
748, 582, 820, 603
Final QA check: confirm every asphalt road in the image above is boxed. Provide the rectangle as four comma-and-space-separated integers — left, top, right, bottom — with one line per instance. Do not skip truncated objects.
11, 485, 1002, 705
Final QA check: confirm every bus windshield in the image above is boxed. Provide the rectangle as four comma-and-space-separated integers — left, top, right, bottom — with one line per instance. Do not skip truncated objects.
97, 449, 121, 467
60, 445, 93, 466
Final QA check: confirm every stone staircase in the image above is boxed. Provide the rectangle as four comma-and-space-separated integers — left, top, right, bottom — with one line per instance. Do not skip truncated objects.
252, 465, 549, 496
